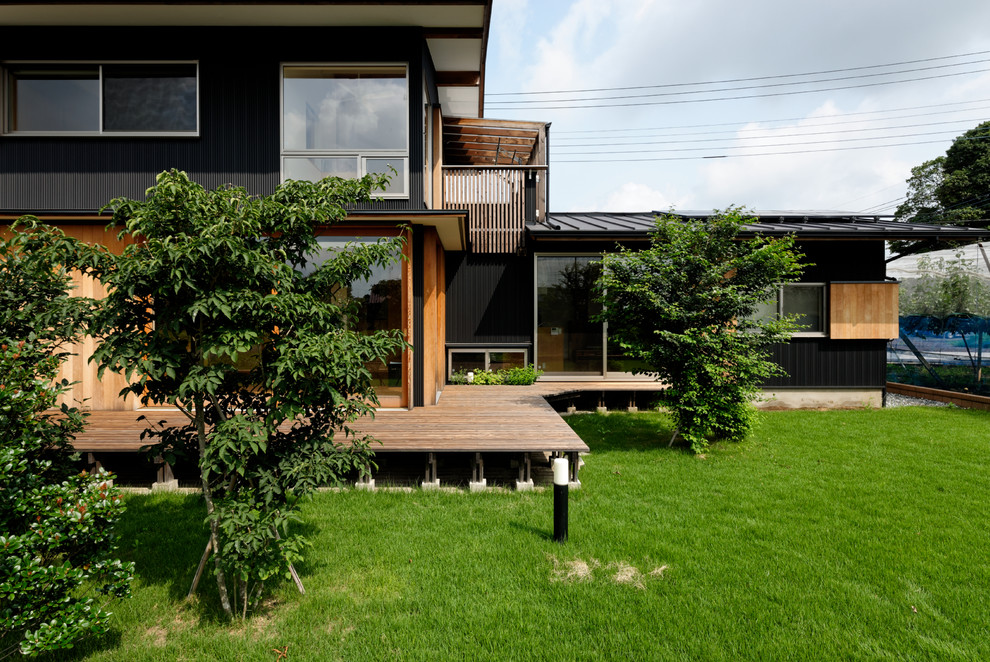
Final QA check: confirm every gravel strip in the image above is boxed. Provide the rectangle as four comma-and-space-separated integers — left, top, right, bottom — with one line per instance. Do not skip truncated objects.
884, 392, 952, 408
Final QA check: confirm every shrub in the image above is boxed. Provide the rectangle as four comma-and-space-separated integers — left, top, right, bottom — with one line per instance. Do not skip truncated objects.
0, 221, 133, 656
449, 364, 542, 385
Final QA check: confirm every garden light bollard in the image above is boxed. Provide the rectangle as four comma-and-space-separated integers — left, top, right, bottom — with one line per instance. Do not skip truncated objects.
553, 457, 568, 543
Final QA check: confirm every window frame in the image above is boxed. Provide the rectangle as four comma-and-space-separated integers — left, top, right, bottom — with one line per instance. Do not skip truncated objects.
279, 62, 410, 198
2, 60, 200, 137
771, 282, 828, 337
447, 347, 529, 380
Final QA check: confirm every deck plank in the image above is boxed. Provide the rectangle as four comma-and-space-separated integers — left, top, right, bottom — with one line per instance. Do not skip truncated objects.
71, 381, 666, 454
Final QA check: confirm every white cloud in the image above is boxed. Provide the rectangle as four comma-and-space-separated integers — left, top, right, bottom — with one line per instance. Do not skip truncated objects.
597, 181, 686, 212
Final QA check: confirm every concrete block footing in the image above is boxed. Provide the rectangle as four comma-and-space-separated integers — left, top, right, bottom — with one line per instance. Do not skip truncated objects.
421, 479, 442, 490
627, 406, 639, 413
468, 479, 487, 492
355, 479, 376, 491
515, 479, 535, 491
151, 480, 179, 492
596, 406, 608, 414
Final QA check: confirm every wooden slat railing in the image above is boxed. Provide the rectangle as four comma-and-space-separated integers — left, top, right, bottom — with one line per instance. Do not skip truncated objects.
442, 166, 545, 254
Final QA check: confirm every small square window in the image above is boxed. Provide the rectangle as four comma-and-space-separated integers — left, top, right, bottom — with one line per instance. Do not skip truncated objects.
747, 283, 827, 336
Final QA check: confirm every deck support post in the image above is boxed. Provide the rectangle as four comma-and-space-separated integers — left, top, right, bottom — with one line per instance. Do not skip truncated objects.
627, 394, 638, 413
469, 452, 487, 492
86, 452, 104, 474
515, 453, 534, 491
568, 451, 582, 488
422, 452, 441, 490
152, 456, 178, 491
566, 399, 576, 414
355, 463, 376, 491
596, 392, 607, 414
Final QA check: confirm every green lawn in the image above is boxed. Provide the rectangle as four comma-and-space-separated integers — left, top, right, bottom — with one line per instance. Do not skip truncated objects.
48, 407, 990, 661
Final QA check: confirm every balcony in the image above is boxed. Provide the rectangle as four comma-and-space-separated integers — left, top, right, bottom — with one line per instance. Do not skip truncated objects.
441, 117, 548, 254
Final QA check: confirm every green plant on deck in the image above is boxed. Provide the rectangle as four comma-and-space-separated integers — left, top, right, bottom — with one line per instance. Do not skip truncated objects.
0, 221, 132, 657
449, 364, 543, 385
90, 170, 407, 619
596, 209, 805, 452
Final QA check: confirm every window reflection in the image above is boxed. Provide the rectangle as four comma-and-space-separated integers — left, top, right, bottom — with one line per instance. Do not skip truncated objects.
307, 237, 404, 398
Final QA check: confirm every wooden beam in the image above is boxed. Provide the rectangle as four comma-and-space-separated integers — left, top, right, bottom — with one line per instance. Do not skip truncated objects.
443, 117, 546, 131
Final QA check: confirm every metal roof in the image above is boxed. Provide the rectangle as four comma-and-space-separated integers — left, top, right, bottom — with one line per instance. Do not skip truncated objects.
531, 211, 990, 241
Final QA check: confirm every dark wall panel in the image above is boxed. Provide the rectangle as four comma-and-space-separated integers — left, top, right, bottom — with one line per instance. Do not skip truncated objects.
445, 252, 533, 344
764, 338, 887, 388
798, 240, 886, 281
0, 26, 426, 212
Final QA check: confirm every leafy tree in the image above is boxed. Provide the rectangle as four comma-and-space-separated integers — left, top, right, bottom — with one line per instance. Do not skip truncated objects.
596, 209, 804, 453
0, 221, 133, 657
91, 170, 407, 618
891, 121, 990, 258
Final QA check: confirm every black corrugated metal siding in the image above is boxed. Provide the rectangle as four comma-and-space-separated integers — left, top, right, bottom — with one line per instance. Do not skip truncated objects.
0, 26, 426, 212
764, 339, 887, 388
445, 252, 532, 344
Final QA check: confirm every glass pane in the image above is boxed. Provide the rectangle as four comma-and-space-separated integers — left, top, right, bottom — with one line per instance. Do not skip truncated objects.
8, 65, 99, 132
103, 64, 197, 132
606, 336, 650, 374
308, 237, 404, 398
783, 285, 823, 332
451, 352, 485, 373
751, 295, 779, 324
284, 156, 359, 182
536, 256, 603, 375
283, 66, 407, 151
365, 157, 406, 195
489, 352, 525, 371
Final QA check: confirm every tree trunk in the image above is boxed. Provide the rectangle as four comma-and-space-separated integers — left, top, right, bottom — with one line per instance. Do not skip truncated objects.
195, 393, 234, 617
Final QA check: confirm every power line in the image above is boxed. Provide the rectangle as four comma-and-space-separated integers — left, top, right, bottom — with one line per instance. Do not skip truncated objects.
858, 196, 907, 214
552, 109, 990, 142
487, 57, 990, 106
552, 118, 987, 149
552, 134, 990, 163
488, 67, 990, 111
554, 129, 966, 156
836, 182, 908, 208
551, 99, 990, 134
487, 49, 990, 96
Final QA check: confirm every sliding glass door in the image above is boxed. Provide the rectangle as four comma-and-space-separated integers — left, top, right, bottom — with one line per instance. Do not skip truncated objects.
536, 254, 655, 379
536, 255, 603, 376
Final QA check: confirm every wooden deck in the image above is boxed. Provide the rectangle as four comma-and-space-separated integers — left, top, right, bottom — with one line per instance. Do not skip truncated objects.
71, 381, 665, 455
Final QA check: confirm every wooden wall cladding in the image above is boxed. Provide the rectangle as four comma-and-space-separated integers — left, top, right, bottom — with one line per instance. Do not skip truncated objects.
829, 282, 899, 340
58, 224, 135, 410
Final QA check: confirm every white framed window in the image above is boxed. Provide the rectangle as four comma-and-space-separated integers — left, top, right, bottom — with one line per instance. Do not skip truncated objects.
3, 62, 198, 136
281, 63, 409, 197
448, 348, 528, 379
753, 283, 827, 336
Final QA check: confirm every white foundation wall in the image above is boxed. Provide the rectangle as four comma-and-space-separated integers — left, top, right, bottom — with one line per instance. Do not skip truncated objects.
758, 389, 883, 410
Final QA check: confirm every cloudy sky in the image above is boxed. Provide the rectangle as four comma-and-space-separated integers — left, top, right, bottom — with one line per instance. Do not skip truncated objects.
483, 0, 990, 215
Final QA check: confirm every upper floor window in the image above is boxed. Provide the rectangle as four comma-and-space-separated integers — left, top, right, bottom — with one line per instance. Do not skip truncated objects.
281, 64, 408, 197
3, 62, 198, 136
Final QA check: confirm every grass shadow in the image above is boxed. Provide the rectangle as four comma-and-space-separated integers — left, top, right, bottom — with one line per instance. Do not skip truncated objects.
564, 411, 696, 454
117, 492, 233, 623
509, 519, 553, 542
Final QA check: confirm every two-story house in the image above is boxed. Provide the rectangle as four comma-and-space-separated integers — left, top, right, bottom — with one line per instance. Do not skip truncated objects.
3, 1, 989, 480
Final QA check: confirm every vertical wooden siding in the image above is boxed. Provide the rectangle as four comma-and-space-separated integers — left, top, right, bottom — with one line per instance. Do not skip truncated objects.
57, 225, 135, 410
443, 168, 526, 253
